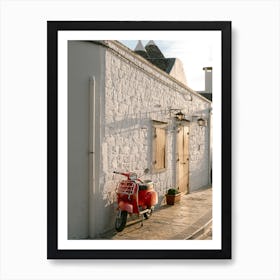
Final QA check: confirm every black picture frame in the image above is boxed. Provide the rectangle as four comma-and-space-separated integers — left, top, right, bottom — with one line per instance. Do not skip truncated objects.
47, 21, 231, 259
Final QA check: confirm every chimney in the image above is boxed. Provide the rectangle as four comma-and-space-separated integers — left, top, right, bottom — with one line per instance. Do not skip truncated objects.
203, 67, 212, 93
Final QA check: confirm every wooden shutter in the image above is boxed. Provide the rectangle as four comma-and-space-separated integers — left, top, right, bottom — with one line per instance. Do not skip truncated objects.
153, 122, 167, 171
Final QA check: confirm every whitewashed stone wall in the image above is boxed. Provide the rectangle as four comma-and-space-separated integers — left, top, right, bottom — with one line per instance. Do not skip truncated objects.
100, 41, 211, 217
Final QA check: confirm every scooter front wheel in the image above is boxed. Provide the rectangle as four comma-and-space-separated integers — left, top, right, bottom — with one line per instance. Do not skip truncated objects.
144, 208, 153, 219
115, 211, 127, 232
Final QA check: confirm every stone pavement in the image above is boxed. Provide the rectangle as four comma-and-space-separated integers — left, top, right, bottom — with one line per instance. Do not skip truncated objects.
99, 186, 212, 240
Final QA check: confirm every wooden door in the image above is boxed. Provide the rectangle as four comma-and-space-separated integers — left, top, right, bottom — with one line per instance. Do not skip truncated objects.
176, 125, 190, 194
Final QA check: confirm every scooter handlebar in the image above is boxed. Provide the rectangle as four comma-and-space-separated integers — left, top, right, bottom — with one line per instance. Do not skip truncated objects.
113, 171, 129, 176
113, 171, 140, 181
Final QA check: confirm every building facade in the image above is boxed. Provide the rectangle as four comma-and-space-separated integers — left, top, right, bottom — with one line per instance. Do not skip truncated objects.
68, 40, 212, 239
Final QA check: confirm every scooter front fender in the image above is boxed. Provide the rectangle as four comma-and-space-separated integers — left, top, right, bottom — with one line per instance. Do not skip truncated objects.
118, 201, 133, 213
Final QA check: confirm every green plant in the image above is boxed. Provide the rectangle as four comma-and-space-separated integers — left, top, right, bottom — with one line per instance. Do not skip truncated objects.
167, 188, 179, 195
166, 187, 181, 205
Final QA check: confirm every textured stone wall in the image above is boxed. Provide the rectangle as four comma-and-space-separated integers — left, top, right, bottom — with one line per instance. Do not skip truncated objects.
189, 119, 210, 189
100, 41, 211, 217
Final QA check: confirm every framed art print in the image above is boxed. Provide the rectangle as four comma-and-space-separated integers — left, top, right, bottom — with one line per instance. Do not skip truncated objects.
47, 21, 231, 259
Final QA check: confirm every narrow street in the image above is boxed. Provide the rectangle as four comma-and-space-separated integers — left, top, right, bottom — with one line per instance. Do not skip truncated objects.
99, 187, 212, 240
196, 225, 212, 240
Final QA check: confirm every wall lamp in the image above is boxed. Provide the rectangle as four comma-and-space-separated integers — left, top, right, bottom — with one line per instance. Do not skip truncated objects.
169, 109, 190, 126
175, 111, 185, 121
197, 118, 207, 127
192, 114, 208, 127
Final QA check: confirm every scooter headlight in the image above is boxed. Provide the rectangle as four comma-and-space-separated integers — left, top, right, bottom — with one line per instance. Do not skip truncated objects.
129, 172, 137, 180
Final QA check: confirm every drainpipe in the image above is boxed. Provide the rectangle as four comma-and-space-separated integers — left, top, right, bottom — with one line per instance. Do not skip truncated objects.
89, 76, 97, 238
208, 108, 212, 186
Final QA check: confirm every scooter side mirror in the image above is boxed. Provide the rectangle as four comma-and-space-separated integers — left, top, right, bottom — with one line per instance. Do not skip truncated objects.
144, 168, 149, 174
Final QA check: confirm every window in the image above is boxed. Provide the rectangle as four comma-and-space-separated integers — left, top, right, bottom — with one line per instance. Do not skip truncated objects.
152, 121, 167, 172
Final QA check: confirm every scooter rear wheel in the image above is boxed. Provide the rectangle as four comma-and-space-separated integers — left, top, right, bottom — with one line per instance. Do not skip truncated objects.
115, 211, 127, 232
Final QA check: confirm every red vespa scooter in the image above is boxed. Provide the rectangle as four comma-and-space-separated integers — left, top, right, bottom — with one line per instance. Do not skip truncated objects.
113, 169, 158, 232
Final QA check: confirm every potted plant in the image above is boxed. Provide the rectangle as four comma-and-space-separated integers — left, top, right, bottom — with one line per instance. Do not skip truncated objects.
165, 187, 181, 205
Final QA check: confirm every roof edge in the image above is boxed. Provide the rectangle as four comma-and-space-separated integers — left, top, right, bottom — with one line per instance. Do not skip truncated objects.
104, 40, 212, 104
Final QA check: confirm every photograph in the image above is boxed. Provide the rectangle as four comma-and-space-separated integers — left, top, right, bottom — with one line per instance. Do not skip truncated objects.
68, 39, 213, 240
47, 21, 231, 259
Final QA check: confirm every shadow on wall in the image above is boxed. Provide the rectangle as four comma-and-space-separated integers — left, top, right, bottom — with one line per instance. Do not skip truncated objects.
189, 125, 210, 191
96, 118, 153, 236
104, 117, 152, 176
105, 117, 150, 135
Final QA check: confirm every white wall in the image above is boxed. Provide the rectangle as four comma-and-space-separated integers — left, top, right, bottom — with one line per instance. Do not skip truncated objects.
68, 41, 105, 239
169, 58, 188, 85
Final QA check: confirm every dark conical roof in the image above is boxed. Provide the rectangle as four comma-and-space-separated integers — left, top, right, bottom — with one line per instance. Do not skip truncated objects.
134, 40, 145, 52
134, 40, 149, 59
132, 40, 187, 85
132, 41, 176, 76
147, 58, 175, 73
145, 40, 165, 59
146, 40, 156, 46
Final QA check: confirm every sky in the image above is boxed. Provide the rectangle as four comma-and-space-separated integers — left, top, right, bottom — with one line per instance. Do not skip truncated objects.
120, 36, 216, 91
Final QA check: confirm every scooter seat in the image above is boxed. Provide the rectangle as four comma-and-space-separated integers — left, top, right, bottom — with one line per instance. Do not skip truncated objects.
139, 184, 149, 191
139, 181, 154, 191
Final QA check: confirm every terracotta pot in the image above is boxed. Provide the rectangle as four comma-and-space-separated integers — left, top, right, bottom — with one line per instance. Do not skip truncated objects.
165, 193, 181, 205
